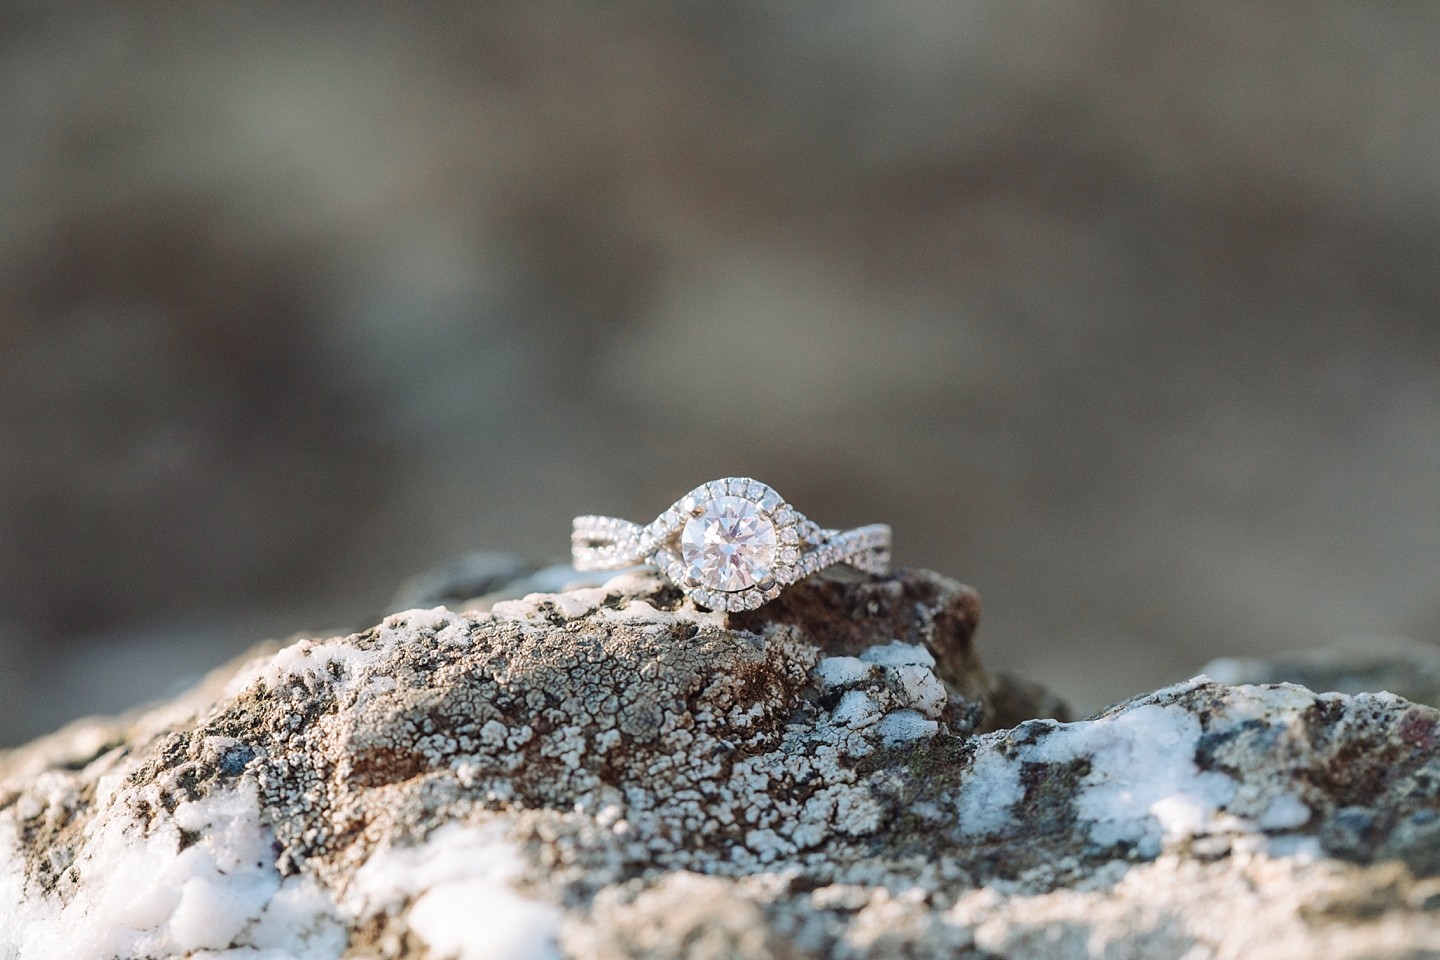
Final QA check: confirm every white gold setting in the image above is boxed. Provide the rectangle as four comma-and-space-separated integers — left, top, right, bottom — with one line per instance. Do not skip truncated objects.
572, 477, 891, 611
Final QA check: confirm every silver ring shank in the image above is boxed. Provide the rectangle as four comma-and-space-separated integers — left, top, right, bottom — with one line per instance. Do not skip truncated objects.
571, 515, 648, 571
795, 523, 891, 577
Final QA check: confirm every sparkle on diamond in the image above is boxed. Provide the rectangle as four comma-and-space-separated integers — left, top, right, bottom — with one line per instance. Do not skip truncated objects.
680, 496, 777, 592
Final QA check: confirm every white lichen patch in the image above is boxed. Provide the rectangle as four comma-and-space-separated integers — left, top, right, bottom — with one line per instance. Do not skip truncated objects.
876, 710, 939, 746
0, 783, 302, 960
859, 642, 936, 668
2, 569, 1439, 960
950, 677, 1413, 863
345, 822, 560, 960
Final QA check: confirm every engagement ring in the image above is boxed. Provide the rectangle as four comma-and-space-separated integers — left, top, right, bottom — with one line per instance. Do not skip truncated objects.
572, 477, 891, 611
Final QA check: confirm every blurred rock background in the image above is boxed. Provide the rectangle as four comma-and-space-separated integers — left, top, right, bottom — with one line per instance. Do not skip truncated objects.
0, 1, 1437, 745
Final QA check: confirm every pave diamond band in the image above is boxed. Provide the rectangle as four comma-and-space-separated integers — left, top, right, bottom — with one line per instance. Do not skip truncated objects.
572, 477, 891, 611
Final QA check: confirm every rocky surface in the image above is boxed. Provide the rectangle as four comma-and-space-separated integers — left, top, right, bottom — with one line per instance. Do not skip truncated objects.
3, 568, 1440, 959
1205, 636, 1440, 711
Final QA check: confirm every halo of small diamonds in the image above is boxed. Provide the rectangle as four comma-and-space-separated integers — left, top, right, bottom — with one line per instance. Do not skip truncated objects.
572, 477, 890, 612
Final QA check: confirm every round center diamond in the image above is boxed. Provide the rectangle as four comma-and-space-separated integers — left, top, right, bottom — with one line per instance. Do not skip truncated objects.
680, 496, 777, 592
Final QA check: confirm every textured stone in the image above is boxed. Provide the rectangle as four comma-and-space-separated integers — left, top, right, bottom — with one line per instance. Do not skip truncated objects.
2, 568, 1439, 959
1206, 635, 1440, 710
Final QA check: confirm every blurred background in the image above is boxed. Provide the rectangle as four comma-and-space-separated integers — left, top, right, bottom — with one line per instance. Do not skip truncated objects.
1, 1, 1438, 746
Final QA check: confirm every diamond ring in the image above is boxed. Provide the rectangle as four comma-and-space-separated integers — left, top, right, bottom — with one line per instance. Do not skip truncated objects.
571, 477, 891, 611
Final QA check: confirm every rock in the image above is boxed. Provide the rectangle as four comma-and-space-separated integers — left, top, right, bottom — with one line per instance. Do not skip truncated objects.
1204, 635, 1440, 709
2, 568, 1440, 959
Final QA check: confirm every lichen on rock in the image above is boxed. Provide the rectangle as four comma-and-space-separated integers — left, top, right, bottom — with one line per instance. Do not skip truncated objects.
2, 568, 1439, 959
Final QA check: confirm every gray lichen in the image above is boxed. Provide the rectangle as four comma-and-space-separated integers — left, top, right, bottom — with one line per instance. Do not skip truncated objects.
2, 569, 1439, 959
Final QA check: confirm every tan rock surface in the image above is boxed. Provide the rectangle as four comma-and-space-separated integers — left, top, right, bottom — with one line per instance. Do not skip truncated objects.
2, 569, 1439, 959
